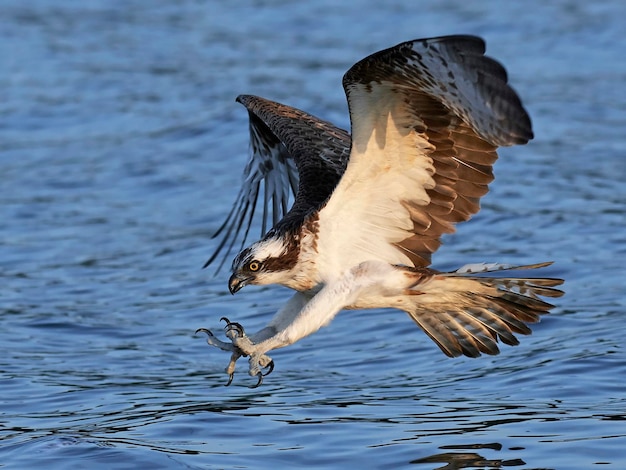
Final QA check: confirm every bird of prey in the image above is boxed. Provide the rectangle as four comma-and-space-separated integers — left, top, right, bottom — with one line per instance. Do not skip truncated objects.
196, 35, 564, 387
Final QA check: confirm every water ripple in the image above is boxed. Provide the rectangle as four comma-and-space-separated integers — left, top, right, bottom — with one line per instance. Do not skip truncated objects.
2, 0, 626, 468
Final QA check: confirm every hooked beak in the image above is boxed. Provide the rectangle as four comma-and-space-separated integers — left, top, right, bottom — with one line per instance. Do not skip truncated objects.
228, 272, 251, 295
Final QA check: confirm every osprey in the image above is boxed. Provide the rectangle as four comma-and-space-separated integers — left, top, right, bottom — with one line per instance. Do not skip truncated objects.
197, 35, 564, 387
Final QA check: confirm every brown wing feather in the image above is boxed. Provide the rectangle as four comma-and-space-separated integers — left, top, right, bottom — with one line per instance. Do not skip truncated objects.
212, 36, 534, 272
236, 95, 351, 231
340, 36, 532, 267
205, 95, 351, 270
388, 95, 501, 266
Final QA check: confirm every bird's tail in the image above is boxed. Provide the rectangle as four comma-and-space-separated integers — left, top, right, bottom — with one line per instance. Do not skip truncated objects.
406, 262, 564, 358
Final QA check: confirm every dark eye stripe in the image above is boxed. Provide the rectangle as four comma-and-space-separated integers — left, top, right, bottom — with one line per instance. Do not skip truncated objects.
262, 252, 299, 272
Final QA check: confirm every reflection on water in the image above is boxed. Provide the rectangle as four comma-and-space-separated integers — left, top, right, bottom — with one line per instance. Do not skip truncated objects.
2, 0, 626, 468
4, 367, 625, 467
412, 443, 526, 469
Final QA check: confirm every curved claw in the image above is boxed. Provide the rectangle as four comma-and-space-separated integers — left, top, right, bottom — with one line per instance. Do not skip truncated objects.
220, 317, 245, 338
262, 360, 275, 377
226, 322, 245, 336
225, 372, 234, 387
195, 327, 215, 337
250, 372, 264, 388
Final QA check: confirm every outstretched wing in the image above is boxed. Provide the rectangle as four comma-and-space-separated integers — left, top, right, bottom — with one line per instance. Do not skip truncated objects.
203, 103, 298, 271
316, 35, 533, 272
205, 95, 351, 270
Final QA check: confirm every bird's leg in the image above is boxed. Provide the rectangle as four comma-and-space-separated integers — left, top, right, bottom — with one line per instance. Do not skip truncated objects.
231, 262, 408, 377
195, 326, 237, 353
222, 317, 275, 387
224, 351, 241, 387
196, 293, 309, 387
195, 325, 241, 386
198, 262, 396, 386
196, 318, 274, 387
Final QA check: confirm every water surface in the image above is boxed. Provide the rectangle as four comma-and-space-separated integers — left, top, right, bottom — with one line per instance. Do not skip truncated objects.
2, 0, 625, 468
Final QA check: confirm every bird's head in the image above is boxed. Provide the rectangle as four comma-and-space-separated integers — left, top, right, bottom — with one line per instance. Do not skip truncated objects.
228, 233, 297, 294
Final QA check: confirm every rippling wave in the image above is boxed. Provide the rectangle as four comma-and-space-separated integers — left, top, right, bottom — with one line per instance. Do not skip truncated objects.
2, 0, 625, 468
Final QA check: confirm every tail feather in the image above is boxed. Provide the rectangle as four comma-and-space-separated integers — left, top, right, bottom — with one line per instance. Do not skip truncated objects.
469, 304, 529, 338
406, 261, 564, 358
447, 311, 504, 357
480, 278, 563, 300
417, 315, 470, 357
483, 296, 539, 331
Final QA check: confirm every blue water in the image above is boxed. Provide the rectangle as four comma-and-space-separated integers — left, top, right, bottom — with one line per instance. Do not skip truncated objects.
2, 0, 625, 468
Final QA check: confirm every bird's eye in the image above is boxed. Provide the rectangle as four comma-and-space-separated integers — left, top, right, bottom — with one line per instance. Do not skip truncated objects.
248, 260, 261, 272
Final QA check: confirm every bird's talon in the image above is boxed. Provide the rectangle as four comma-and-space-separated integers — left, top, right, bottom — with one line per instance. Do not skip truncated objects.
262, 360, 275, 376
250, 372, 264, 388
199, 319, 272, 387
220, 317, 246, 338
227, 322, 244, 335
225, 373, 234, 387
195, 327, 215, 337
